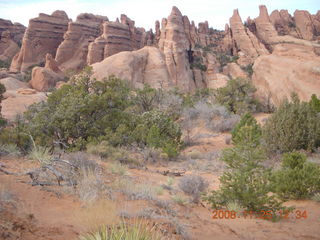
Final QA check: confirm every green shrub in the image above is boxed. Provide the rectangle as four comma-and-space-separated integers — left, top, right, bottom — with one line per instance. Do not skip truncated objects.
271, 152, 320, 200
263, 94, 320, 153
20, 68, 181, 158
134, 84, 160, 112
0, 60, 10, 69
241, 64, 253, 77
0, 144, 21, 157
0, 118, 31, 153
309, 94, 320, 113
231, 113, 261, 146
215, 78, 260, 114
216, 53, 239, 68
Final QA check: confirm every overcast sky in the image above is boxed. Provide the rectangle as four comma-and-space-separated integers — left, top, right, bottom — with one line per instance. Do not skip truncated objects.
0, 0, 318, 30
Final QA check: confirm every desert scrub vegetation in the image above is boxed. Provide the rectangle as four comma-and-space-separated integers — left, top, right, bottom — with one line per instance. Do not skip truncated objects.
271, 152, 320, 200
205, 118, 285, 214
0, 83, 6, 128
79, 221, 161, 240
10, 67, 181, 158
0, 144, 21, 157
0, 59, 10, 69
231, 113, 262, 146
263, 94, 320, 154
181, 101, 240, 143
178, 175, 208, 203
215, 78, 260, 114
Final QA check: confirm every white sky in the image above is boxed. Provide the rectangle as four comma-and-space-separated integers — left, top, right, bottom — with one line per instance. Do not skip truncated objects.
0, 0, 318, 30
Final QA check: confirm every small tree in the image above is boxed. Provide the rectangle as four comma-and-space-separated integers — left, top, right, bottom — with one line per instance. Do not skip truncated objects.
215, 78, 259, 114
231, 113, 261, 147
271, 152, 320, 200
205, 117, 283, 213
309, 94, 320, 113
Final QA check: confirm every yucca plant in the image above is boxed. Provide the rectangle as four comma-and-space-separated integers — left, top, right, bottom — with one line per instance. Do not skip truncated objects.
79, 221, 161, 240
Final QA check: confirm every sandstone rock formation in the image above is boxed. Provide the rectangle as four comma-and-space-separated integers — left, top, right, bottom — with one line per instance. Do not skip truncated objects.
158, 7, 194, 91
252, 43, 320, 106
0, 31, 20, 61
223, 62, 247, 79
270, 10, 299, 37
55, 13, 108, 71
253, 5, 279, 49
0, 18, 26, 44
29, 53, 64, 91
226, 9, 269, 65
0, 77, 28, 91
10, 11, 69, 72
0, 19, 25, 61
1, 90, 46, 120
294, 10, 317, 41
92, 46, 171, 89
87, 14, 147, 65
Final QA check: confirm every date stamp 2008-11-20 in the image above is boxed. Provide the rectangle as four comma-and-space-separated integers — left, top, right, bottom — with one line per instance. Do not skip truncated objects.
212, 209, 308, 220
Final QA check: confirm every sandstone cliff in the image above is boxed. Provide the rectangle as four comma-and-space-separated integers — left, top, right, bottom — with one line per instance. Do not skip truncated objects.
0, 19, 26, 61
55, 13, 108, 71
10, 11, 69, 72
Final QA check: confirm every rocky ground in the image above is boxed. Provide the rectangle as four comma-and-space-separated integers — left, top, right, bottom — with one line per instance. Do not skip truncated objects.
1, 128, 319, 240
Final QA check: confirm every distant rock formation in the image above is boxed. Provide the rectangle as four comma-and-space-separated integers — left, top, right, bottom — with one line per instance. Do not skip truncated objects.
225, 9, 269, 65
55, 13, 108, 71
0, 5, 319, 110
0, 19, 25, 61
10, 11, 69, 72
87, 14, 148, 65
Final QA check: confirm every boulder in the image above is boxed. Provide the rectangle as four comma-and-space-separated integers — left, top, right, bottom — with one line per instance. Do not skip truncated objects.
91, 46, 171, 89
0, 77, 28, 91
10, 10, 69, 72
1, 90, 46, 120
29, 53, 64, 91
252, 44, 320, 107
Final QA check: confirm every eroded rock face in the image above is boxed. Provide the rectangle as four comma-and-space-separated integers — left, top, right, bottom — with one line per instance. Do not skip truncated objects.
270, 10, 299, 37
252, 44, 320, 107
87, 15, 148, 65
294, 10, 317, 41
227, 9, 269, 65
0, 19, 26, 61
0, 31, 20, 61
0, 18, 26, 44
10, 10, 69, 72
29, 53, 64, 91
158, 7, 194, 91
55, 13, 108, 71
254, 5, 278, 48
92, 46, 171, 89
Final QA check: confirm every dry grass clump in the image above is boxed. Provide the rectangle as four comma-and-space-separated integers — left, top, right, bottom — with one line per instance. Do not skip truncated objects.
73, 199, 118, 232
178, 175, 208, 203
